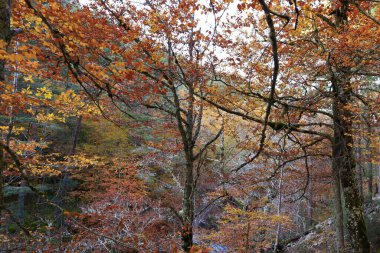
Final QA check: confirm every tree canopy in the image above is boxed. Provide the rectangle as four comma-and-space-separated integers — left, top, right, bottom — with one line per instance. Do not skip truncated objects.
0, 0, 379, 252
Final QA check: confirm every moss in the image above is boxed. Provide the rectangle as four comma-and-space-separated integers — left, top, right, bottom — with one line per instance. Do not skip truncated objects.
3, 184, 55, 197
3, 186, 32, 197
8, 224, 17, 234
79, 118, 131, 156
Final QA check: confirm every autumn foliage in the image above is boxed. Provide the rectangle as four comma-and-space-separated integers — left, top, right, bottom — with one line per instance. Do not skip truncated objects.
0, 0, 379, 252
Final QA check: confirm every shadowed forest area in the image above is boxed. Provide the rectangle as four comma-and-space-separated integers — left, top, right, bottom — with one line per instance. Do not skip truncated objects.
0, 0, 379, 252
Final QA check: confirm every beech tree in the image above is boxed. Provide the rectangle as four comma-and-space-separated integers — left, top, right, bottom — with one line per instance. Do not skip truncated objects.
0, 0, 11, 211
13, 0, 228, 250
1, 0, 379, 252
202, 1, 379, 252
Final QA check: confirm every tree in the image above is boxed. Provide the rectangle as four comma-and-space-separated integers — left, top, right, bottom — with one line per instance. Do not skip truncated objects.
202, 1, 379, 252
0, 0, 11, 213
3, 0, 378, 252
18, 0, 228, 250
96, 1, 228, 250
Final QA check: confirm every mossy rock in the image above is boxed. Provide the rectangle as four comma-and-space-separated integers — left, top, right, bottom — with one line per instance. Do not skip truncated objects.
2, 184, 55, 197
3, 186, 33, 197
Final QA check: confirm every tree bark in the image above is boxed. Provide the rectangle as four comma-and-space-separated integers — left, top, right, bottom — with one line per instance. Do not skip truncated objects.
182, 157, 194, 252
356, 135, 364, 203
274, 166, 284, 252
307, 178, 313, 228
245, 222, 250, 253
366, 132, 373, 202
0, 0, 11, 80
378, 163, 380, 197
53, 116, 83, 227
368, 161, 373, 202
332, 166, 345, 252
0, 146, 4, 210
70, 115, 82, 155
329, 1, 370, 251
16, 180, 27, 223
0, 0, 11, 213
171, 79, 196, 252
332, 77, 370, 252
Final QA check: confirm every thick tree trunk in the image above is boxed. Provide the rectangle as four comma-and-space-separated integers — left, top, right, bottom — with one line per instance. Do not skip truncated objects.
328, 2, 370, 251
0, 147, 4, 209
340, 161, 369, 252
0, 0, 11, 213
332, 79, 370, 252
0, 0, 10, 80
378, 164, 380, 197
332, 167, 345, 252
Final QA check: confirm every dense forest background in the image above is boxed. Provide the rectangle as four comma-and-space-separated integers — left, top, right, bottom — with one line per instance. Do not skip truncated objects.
0, 0, 379, 252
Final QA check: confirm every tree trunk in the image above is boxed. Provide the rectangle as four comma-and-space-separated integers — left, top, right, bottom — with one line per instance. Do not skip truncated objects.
182, 158, 194, 252
70, 115, 82, 155
366, 134, 373, 202
368, 161, 373, 202
357, 136, 364, 203
16, 179, 27, 223
332, 78, 370, 252
328, 2, 370, 251
0, 146, 4, 209
245, 222, 250, 253
274, 166, 284, 252
332, 167, 345, 252
54, 172, 69, 227
378, 163, 380, 197
0, 0, 11, 213
307, 179, 313, 228
57, 116, 82, 226
0, 0, 10, 80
